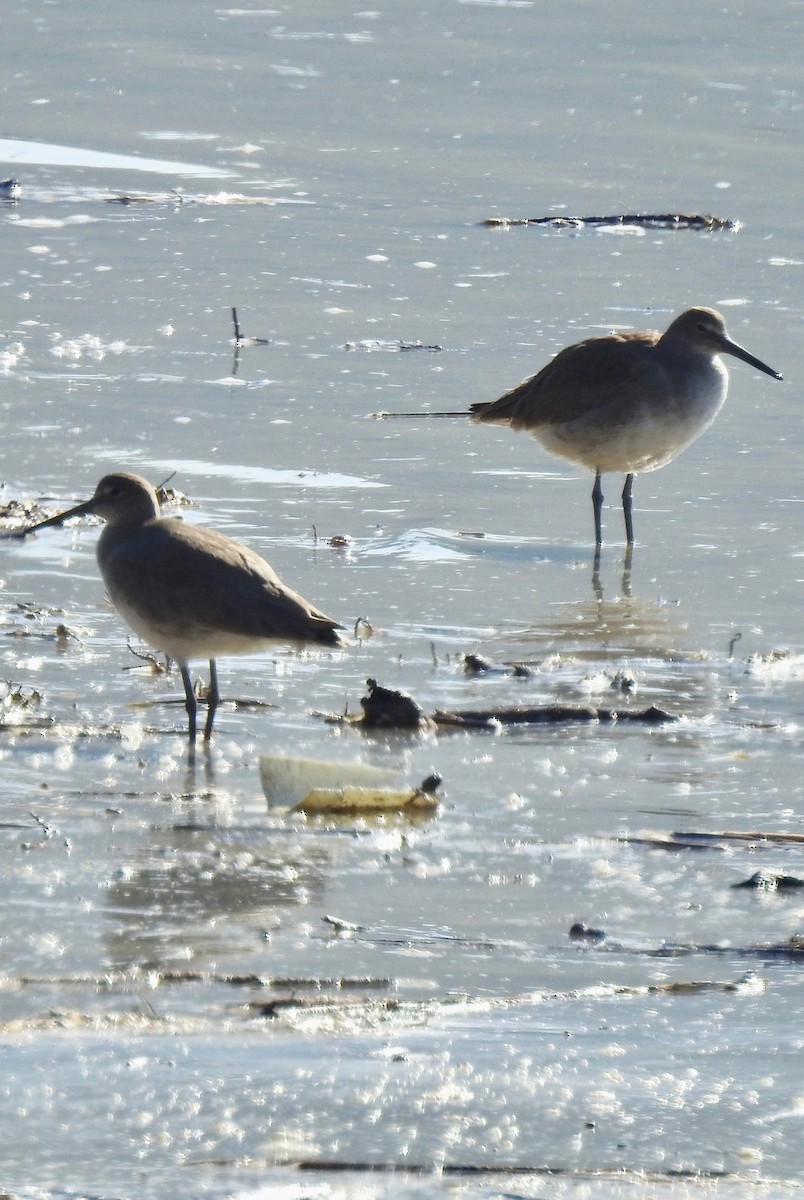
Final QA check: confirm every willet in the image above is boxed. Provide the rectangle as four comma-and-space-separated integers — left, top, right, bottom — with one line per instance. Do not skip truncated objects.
16, 472, 344, 741
470, 307, 782, 547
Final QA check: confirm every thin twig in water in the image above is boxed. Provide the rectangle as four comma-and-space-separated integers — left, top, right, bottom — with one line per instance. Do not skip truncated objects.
231, 306, 270, 347
124, 640, 171, 674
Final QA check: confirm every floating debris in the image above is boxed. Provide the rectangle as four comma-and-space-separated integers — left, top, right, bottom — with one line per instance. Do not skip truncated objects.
106, 193, 154, 205
0, 681, 43, 721
231, 305, 270, 348
124, 641, 171, 675
53, 623, 80, 648
321, 680, 675, 732
568, 929, 804, 962
664, 828, 804, 847
418, 771, 443, 794
359, 678, 429, 729
345, 339, 442, 352
611, 828, 804, 853
745, 648, 804, 681
20, 810, 64, 853
260, 750, 440, 814
732, 871, 804, 892
270, 1159, 754, 1182
2, 493, 101, 535
482, 212, 740, 232
433, 703, 674, 730
2, 610, 80, 647
323, 914, 365, 934
155, 481, 194, 509
569, 922, 606, 942
609, 670, 637, 693
259, 752, 400, 808
292, 778, 439, 815
0, 496, 58, 527
463, 653, 533, 678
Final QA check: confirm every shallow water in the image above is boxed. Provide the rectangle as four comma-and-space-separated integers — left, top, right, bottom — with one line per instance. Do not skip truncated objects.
2, 2, 804, 1197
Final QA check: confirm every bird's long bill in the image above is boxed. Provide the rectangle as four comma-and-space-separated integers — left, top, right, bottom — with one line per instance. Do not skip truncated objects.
11, 496, 96, 538
724, 337, 783, 381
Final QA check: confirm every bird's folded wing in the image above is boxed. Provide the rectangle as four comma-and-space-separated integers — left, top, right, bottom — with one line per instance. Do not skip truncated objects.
470, 331, 662, 430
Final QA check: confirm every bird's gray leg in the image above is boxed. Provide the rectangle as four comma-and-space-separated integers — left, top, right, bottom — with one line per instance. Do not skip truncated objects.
180, 664, 198, 742
622, 542, 633, 598
203, 659, 220, 742
592, 471, 604, 547
591, 557, 603, 603
621, 473, 635, 545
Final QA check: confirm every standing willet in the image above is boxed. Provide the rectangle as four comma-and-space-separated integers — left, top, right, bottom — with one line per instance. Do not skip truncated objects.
470, 307, 782, 547
16, 472, 344, 741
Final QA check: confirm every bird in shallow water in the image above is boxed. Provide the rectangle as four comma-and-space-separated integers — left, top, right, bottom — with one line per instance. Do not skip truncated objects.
470, 307, 782, 548
17, 472, 344, 742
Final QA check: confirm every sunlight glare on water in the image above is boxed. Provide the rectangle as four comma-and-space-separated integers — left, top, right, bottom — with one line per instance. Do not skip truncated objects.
1, 1, 803, 1197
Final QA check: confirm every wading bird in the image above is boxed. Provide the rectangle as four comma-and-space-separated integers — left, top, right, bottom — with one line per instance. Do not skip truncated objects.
470, 307, 782, 546
17, 472, 343, 741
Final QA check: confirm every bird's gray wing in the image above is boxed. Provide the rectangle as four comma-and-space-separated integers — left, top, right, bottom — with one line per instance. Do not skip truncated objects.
98, 520, 342, 646
471, 330, 664, 430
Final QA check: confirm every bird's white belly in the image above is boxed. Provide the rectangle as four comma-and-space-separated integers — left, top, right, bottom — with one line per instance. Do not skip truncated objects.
536, 381, 726, 474
109, 593, 277, 664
